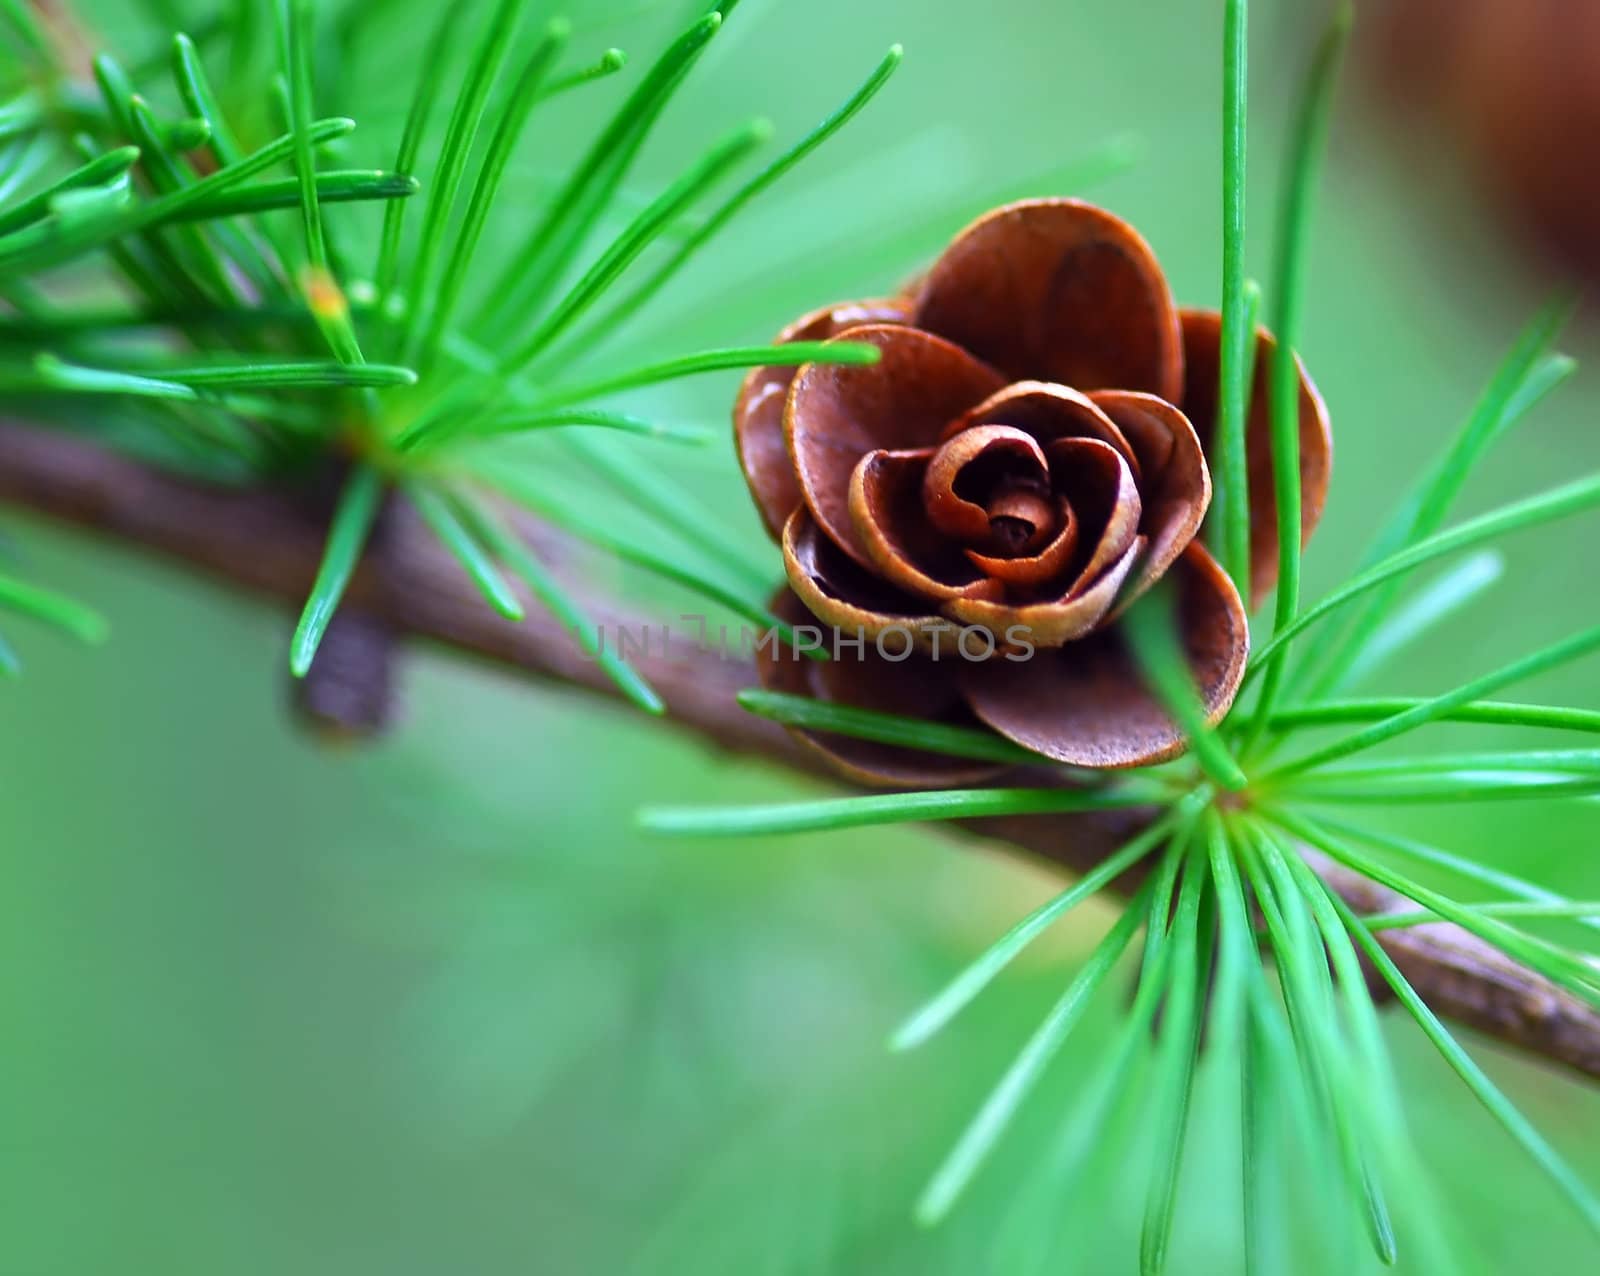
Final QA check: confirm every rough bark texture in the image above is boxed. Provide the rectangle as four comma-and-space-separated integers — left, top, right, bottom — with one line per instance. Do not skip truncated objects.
2, 419, 1597, 1080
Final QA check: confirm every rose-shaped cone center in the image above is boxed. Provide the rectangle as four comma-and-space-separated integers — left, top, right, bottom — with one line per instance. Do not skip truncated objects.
909, 420, 1140, 598
922, 424, 1061, 556
985, 489, 1056, 554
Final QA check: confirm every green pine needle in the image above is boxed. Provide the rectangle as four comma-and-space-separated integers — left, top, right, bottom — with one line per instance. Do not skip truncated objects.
1240, 995, 1284, 1276
637, 784, 1161, 838
1330, 891, 1600, 1238
1337, 550, 1503, 690
1363, 901, 1600, 933
116, 76, 244, 305
562, 43, 903, 359
0, 572, 109, 643
455, 491, 665, 715
401, 335, 878, 453
1121, 583, 1247, 790
405, 481, 526, 621
290, 464, 385, 677
374, 0, 466, 305
466, 406, 712, 445
915, 877, 1154, 1227
1269, 621, 1600, 778
1298, 298, 1574, 700
420, 19, 568, 359
890, 811, 1184, 1053
1201, 810, 1254, 1053
399, 0, 527, 360
1, 0, 51, 59
0, 117, 357, 272
1266, 697, 1600, 734
1213, 0, 1251, 597
1245, 471, 1600, 683
556, 429, 774, 597
1139, 845, 1209, 1276
538, 47, 627, 101
1374, 298, 1573, 566
46, 358, 416, 391
1282, 847, 1415, 1253
30, 353, 198, 401
692, 135, 1139, 334
1292, 746, 1600, 780
526, 338, 881, 412
0, 145, 140, 237
173, 32, 244, 167
0, 134, 54, 208
1288, 852, 1407, 1094
476, 11, 728, 332
1313, 814, 1600, 934
1275, 810, 1600, 1007
279, 0, 364, 364
737, 689, 1047, 767
1241, 825, 1397, 1263
164, 171, 419, 222
473, 463, 804, 648
1007, 861, 1192, 1242
1498, 352, 1578, 441
1244, 1, 1350, 744
503, 116, 772, 375
1289, 775, 1600, 805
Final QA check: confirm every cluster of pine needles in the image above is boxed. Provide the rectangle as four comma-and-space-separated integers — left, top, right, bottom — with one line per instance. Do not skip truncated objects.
0, 0, 902, 697
4, 0, 1600, 1268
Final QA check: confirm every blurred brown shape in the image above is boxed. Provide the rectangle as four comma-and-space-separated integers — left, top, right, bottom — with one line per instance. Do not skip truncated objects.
289, 606, 400, 741
733, 199, 1332, 782
1363, 0, 1600, 292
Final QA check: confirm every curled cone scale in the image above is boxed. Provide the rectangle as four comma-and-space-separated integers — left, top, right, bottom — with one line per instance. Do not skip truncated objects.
734, 199, 1331, 783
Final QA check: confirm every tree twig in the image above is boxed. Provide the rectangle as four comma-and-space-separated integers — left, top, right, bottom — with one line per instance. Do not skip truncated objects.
2, 419, 1597, 1080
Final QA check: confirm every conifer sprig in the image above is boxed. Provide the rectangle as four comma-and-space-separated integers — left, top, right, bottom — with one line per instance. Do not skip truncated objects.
5, 3, 1599, 1266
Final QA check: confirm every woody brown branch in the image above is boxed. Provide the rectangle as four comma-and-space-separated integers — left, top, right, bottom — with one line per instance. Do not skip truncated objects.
2, 418, 1598, 1080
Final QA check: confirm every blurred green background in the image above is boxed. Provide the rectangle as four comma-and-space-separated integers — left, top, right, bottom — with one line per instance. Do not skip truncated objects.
4, 0, 1600, 1271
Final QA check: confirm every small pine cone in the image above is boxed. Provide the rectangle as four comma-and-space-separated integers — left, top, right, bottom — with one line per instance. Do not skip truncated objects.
732, 199, 1332, 784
